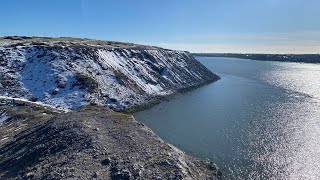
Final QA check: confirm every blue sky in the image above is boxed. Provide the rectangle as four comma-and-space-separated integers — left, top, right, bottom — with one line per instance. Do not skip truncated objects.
1, 0, 319, 53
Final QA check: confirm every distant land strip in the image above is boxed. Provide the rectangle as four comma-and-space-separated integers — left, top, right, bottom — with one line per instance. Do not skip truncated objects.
193, 53, 320, 64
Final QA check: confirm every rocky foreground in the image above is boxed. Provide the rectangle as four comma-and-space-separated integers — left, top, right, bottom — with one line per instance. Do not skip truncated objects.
0, 101, 221, 179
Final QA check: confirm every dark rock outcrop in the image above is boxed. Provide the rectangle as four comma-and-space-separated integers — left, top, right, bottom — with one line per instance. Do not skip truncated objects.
0, 105, 221, 179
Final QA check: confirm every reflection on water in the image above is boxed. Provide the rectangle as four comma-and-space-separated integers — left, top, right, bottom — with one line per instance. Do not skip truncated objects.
134, 57, 320, 179
263, 62, 320, 100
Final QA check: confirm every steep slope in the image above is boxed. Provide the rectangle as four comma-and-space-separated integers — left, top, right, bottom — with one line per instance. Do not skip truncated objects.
0, 36, 219, 111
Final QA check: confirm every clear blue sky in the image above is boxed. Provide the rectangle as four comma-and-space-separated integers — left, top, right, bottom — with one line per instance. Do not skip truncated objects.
1, 0, 319, 53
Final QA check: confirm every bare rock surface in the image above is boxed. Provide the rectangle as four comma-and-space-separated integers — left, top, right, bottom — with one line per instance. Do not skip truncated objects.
0, 105, 221, 179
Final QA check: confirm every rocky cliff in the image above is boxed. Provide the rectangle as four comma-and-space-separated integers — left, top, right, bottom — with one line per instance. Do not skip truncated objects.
0, 36, 219, 111
0, 36, 221, 179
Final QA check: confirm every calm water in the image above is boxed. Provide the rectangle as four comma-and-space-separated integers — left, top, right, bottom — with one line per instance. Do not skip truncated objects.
134, 57, 320, 179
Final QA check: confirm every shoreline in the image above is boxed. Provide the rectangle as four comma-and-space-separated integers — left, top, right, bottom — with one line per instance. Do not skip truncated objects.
124, 76, 220, 113
193, 53, 320, 64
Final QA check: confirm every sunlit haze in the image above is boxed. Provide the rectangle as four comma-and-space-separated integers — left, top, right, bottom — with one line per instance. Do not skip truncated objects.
1, 0, 319, 53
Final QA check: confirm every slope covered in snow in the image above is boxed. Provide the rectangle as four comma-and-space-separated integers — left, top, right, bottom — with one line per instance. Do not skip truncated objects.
0, 36, 219, 111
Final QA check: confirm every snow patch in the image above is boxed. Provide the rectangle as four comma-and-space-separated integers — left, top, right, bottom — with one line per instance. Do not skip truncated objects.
0, 41, 216, 111
0, 110, 9, 124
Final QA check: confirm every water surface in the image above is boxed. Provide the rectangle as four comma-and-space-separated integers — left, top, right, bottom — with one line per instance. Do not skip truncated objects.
134, 57, 320, 179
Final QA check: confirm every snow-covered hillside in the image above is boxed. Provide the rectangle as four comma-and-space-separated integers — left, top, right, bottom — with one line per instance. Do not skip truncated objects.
0, 36, 219, 111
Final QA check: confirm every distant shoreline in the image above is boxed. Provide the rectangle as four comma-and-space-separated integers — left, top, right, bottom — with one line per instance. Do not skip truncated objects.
193, 53, 320, 64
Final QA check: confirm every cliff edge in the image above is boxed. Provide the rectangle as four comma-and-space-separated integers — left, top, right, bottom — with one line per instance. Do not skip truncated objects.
0, 36, 219, 111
